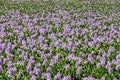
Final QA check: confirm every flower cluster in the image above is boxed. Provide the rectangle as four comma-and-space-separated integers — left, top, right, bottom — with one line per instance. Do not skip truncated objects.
0, 0, 120, 80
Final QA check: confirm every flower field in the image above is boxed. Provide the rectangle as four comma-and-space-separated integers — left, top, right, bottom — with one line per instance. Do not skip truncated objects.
0, 0, 120, 80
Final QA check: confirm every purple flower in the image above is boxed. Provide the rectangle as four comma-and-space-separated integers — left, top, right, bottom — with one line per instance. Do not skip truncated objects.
70, 30, 75, 35
113, 77, 118, 80
63, 24, 71, 33
100, 57, 106, 65
116, 64, 120, 70
117, 38, 120, 42
48, 33, 56, 41
8, 67, 17, 75
87, 54, 93, 62
31, 75, 36, 80
106, 61, 112, 68
0, 50, 2, 53
54, 73, 62, 79
46, 73, 52, 80
0, 32, 6, 38
24, 14, 29, 19
7, 53, 14, 59
116, 53, 120, 60
102, 25, 107, 30
47, 67, 52, 72
16, 61, 24, 66
0, 65, 3, 73
83, 76, 95, 80
39, 28, 46, 35
50, 60, 55, 66
35, 63, 41, 67
96, 63, 101, 68
33, 67, 41, 75
67, 54, 75, 60
64, 64, 70, 70
7, 61, 12, 69
100, 77, 106, 80
43, 59, 48, 65
75, 61, 80, 68
112, 59, 116, 64
26, 64, 32, 72
62, 76, 71, 80
118, 31, 120, 37
88, 42, 94, 47
42, 73, 47, 79
108, 46, 115, 53
28, 56, 35, 65
81, 28, 88, 36
29, 71, 34, 76
33, 18, 37, 24
54, 54, 60, 60
45, 53, 51, 59
41, 54, 46, 59
76, 66, 82, 75
83, 77, 88, 80
91, 22, 100, 28
0, 59, 2, 65
108, 67, 113, 74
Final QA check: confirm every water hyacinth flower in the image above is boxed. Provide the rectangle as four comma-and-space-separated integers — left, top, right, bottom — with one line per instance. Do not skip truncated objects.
76, 66, 82, 75
96, 62, 101, 68
45, 53, 51, 59
43, 59, 48, 65
64, 64, 70, 70
100, 57, 106, 65
33, 18, 37, 24
108, 67, 113, 74
33, 67, 41, 75
113, 77, 118, 80
31, 75, 36, 80
108, 46, 115, 53
16, 61, 24, 66
48, 33, 56, 41
39, 28, 46, 35
41, 54, 46, 59
91, 22, 100, 28
54, 73, 62, 79
7, 61, 13, 69
106, 61, 112, 68
0, 65, 3, 73
88, 42, 94, 47
42, 73, 47, 79
83, 77, 88, 80
29, 71, 34, 76
87, 54, 93, 62
35, 63, 41, 67
47, 66, 52, 72
26, 64, 32, 72
117, 38, 120, 42
62, 76, 71, 80
100, 77, 106, 80
49, 60, 55, 66
75, 61, 80, 68
115, 64, 120, 70
67, 54, 77, 61
7, 53, 14, 59
83, 77, 95, 80
28, 56, 35, 65
0, 59, 2, 65
8, 67, 17, 75
46, 73, 52, 80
